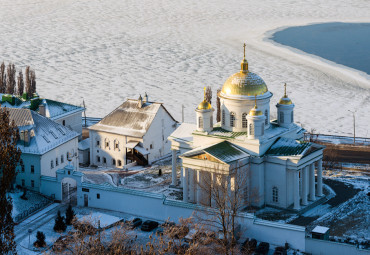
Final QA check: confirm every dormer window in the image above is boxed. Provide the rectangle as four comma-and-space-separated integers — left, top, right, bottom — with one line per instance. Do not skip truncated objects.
222, 109, 225, 125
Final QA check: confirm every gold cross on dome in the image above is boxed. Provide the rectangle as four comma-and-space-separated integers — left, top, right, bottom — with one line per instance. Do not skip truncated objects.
284, 83, 287, 97
243, 43, 246, 58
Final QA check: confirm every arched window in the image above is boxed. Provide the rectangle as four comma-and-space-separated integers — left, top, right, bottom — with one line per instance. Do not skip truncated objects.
230, 112, 235, 127
105, 138, 110, 148
112, 159, 116, 165
272, 187, 278, 202
222, 110, 225, 125
291, 111, 293, 123
198, 116, 203, 128
265, 110, 268, 125
249, 123, 254, 135
242, 113, 248, 128
280, 112, 284, 124
261, 124, 264, 136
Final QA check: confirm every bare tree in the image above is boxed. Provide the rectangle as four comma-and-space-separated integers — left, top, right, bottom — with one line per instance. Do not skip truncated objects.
205, 86, 212, 105
194, 162, 255, 255
0, 108, 22, 254
17, 70, 24, 96
0, 62, 6, 93
25, 66, 31, 99
216, 89, 221, 122
30, 69, 36, 95
5, 63, 16, 95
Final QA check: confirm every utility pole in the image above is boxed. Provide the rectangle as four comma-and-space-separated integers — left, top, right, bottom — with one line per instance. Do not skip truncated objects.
182, 104, 184, 123
348, 110, 356, 145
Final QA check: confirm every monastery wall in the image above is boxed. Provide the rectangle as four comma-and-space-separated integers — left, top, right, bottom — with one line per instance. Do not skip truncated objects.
79, 182, 306, 251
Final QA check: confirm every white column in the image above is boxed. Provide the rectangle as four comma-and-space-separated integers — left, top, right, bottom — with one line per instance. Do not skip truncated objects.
171, 150, 177, 186
293, 171, 300, 210
309, 163, 316, 201
317, 160, 323, 197
302, 167, 308, 206
180, 167, 184, 188
183, 168, 189, 202
189, 170, 195, 203
211, 172, 216, 208
196, 170, 202, 204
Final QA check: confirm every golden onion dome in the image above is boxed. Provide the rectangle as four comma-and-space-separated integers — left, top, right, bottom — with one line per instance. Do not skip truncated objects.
278, 83, 293, 105
221, 44, 268, 97
197, 100, 212, 110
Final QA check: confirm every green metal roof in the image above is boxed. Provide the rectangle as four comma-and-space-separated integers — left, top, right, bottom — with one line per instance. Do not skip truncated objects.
265, 137, 311, 156
183, 141, 249, 163
195, 126, 246, 139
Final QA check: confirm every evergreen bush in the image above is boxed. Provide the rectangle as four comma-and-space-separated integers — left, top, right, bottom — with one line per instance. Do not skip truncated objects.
65, 204, 75, 225
54, 210, 66, 232
34, 231, 46, 247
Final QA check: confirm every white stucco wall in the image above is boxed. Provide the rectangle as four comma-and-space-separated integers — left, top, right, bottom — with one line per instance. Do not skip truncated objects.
54, 111, 83, 137
40, 137, 79, 177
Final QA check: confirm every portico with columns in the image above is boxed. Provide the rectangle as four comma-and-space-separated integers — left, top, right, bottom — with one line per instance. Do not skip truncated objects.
168, 45, 325, 211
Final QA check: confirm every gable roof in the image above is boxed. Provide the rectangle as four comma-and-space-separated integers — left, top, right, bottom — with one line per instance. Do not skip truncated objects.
265, 137, 312, 157
89, 99, 176, 138
7, 108, 79, 155
182, 141, 250, 164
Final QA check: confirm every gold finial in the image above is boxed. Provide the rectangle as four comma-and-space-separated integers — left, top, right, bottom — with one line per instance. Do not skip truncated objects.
284, 83, 287, 97
240, 43, 248, 72
243, 43, 246, 59
254, 94, 257, 108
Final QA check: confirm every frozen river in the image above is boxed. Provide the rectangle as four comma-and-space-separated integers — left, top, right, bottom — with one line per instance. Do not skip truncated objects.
0, 0, 369, 136
272, 22, 370, 75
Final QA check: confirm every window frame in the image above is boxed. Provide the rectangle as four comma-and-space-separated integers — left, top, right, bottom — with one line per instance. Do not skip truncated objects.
230, 112, 235, 127
242, 113, 248, 128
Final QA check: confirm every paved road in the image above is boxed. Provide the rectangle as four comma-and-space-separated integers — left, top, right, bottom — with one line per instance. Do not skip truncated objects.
15, 203, 67, 244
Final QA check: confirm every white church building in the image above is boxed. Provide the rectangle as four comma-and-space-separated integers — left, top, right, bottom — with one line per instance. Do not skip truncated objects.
169, 49, 325, 211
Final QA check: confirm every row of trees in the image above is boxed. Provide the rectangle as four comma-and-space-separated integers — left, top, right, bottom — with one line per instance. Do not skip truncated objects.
0, 62, 36, 98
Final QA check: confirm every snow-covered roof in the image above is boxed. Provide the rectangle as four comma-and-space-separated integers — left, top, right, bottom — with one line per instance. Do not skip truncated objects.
78, 138, 90, 151
182, 141, 250, 163
8, 108, 79, 155
169, 123, 196, 142
312, 226, 329, 234
42, 99, 84, 120
265, 137, 312, 157
89, 99, 176, 138
0, 94, 84, 120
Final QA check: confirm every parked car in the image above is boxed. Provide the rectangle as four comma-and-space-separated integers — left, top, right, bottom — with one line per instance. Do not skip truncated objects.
273, 246, 287, 255
129, 218, 142, 229
141, 220, 159, 231
255, 241, 269, 255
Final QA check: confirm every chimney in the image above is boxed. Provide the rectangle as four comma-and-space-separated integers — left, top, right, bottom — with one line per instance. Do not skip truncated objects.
24, 129, 30, 145
138, 94, 143, 108
39, 104, 46, 116
144, 92, 148, 103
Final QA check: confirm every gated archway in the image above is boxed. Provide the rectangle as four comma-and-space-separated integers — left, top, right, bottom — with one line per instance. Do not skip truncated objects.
61, 177, 77, 205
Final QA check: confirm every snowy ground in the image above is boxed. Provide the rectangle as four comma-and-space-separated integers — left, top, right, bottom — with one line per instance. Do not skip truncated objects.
9, 189, 50, 218
0, 0, 369, 137
81, 158, 183, 200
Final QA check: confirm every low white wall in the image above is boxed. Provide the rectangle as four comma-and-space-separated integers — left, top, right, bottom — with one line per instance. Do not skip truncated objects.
79, 183, 306, 251
306, 238, 369, 255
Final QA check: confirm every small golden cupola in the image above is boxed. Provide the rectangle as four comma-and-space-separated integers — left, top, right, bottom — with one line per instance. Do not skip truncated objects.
276, 83, 295, 128
195, 87, 214, 133
278, 83, 293, 105
249, 95, 263, 116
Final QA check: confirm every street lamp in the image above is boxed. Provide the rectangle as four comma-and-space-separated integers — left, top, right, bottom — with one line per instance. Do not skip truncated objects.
348, 110, 356, 145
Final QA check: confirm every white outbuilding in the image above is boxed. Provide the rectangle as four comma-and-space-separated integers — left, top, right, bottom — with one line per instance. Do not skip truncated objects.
89, 94, 177, 168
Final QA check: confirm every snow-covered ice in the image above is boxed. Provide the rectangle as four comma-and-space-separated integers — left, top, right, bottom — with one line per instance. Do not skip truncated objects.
0, 0, 369, 138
